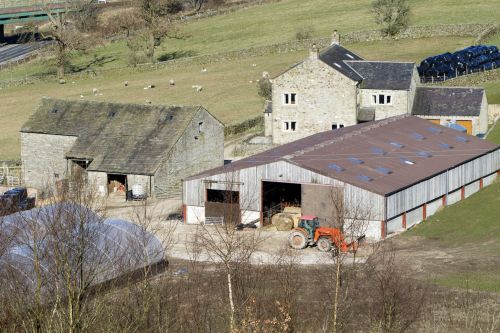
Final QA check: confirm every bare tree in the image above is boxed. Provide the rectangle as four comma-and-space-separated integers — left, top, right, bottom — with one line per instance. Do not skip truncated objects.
190, 173, 263, 331
133, 0, 183, 62
40, 0, 92, 78
321, 188, 372, 333
361, 245, 427, 333
189, 0, 206, 12
371, 0, 411, 37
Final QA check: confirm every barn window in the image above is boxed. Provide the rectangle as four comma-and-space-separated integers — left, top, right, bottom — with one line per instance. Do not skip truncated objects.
439, 143, 454, 149
332, 123, 344, 130
371, 147, 386, 155
371, 94, 392, 105
198, 122, 204, 133
375, 167, 392, 175
108, 111, 116, 118
417, 151, 433, 158
389, 141, 405, 148
283, 121, 297, 132
283, 93, 297, 105
358, 174, 373, 182
411, 133, 426, 140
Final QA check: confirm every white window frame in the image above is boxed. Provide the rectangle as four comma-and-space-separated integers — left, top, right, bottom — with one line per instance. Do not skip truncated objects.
371, 93, 393, 105
283, 93, 297, 105
282, 121, 297, 132
332, 122, 345, 130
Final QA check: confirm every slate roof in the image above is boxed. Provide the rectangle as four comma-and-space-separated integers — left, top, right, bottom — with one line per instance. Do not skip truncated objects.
346, 61, 415, 90
22, 99, 212, 175
412, 87, 485, 117
186, 115, 499, 196
319, 44, 364, 81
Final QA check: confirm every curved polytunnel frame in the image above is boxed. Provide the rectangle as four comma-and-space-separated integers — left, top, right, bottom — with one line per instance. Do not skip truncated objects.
0, 204, 165, 293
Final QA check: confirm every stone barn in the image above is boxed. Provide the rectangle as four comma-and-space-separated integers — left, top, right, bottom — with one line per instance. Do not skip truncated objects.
183, 115, 499, 241
21, 98, 224, 198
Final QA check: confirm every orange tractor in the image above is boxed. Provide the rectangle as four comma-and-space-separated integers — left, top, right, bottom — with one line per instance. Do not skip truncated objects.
288, 215, 364, 252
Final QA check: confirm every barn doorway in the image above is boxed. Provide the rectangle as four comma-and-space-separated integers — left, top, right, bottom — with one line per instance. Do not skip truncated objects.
107, 174, 127, 194
262, 181, 301, 225
205, 189, 240, 224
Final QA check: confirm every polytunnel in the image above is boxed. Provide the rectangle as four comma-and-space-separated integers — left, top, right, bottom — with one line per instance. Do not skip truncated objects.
0, 203, 165, 294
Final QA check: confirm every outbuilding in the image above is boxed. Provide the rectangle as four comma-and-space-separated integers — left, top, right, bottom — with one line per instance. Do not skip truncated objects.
183, 115, 499, 241
21, 98, 224, 198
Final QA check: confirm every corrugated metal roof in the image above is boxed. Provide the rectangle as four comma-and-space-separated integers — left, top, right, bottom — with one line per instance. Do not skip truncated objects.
412, 87, 484, 117
187, 115, 499, 195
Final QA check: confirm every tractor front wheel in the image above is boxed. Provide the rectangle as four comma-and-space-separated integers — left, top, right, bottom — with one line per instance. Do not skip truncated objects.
288, 231, 308, 249
317, 237, 333, 252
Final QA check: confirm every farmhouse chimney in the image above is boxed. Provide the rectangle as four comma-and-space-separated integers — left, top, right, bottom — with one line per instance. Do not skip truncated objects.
331, 30, 340, 45
309, 43, 319, 59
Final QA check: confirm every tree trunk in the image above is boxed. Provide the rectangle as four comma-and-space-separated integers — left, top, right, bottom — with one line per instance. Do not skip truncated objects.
332, 257, 341, 333
227, 270, 236, 331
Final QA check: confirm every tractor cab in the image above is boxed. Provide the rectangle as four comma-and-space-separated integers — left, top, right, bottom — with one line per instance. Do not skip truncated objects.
297, 215, 319, 239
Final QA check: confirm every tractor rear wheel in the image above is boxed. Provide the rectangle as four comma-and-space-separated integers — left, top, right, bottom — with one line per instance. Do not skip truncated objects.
288, 231, 307, 249
317, 237, 332, 252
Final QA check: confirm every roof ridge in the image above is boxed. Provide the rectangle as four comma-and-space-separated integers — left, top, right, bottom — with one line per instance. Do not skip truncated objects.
345, 60, 415, 64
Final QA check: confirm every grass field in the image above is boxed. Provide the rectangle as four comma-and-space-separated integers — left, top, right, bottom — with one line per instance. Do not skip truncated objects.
0, 36, 477, 160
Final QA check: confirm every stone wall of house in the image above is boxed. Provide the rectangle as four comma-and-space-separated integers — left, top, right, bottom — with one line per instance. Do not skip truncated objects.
359, 89, 410, 120
489, 104, 500, 124
479, 91, 489, 134
21, 132, 77, 190
271, 55, 358, 144
87, 171, 107, 195
154, 109, 224, 198
264, 112, 273, 137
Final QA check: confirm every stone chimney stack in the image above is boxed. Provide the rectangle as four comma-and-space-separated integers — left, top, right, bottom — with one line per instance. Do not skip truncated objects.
331, 30, 340, 45
309, 43, 319, 60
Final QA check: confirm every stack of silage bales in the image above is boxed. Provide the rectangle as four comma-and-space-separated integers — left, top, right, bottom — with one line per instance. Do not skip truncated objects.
418, 45, 500, 81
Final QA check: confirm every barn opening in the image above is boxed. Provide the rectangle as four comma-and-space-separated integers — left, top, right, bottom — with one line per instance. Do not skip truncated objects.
70, 159, 89, 179
205, 189, 240, 224
107, 174, 127, 193
262, 181, 301, 225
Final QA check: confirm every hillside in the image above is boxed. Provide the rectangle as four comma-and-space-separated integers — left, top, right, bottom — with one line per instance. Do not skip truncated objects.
1, 0, 500, 160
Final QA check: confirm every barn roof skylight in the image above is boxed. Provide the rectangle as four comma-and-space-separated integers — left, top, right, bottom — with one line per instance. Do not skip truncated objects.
328, 163, 345, 172
417, 151, 433, 158
400, 157, 415, 165
348, 157, 364, 164
358, 175, 373, 182
426, 127, 442, 134
389, 142, 405, 148
439, 143, 454, 149
411, 133, 426, 140
455, 136, 469, 143
375, 167, 392, 175
371, 147, 386, 155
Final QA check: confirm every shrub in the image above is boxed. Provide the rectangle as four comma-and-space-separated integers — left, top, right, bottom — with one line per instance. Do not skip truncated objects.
257, 77, 272, 100
295, 26, 315, 41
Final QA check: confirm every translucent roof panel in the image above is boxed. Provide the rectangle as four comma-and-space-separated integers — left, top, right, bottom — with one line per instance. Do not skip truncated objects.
328, 163, 345, 172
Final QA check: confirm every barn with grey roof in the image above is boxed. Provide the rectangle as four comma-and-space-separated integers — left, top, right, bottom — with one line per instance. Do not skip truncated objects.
183, 115, 500, 241
21, 98, 224, 198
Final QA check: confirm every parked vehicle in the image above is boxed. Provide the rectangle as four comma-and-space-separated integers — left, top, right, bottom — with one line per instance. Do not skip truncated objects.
288, 216, 364, 253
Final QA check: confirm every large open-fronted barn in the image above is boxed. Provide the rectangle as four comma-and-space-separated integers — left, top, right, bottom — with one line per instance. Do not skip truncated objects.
183, 115, 499, 241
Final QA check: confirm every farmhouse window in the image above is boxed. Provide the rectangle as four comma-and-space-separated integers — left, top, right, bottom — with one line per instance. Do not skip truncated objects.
283, 121, 297, 131
332, 123, 344, 130
284, 93, 297, 105
371, 94, 392, 105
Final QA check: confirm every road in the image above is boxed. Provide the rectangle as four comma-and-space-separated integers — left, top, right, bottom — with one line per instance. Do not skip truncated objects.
0, 40, 52, 65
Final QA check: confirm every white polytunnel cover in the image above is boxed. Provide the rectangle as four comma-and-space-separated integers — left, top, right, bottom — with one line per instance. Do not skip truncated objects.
0, 203, 165, 294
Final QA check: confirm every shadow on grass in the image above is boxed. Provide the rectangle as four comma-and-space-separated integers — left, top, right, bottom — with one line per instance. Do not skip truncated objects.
69, 55, 117, 73
157, 50, 197, 62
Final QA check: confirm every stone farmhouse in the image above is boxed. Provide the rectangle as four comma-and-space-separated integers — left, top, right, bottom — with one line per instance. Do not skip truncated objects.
21, 98, 224, 198
265, 32, 488, 144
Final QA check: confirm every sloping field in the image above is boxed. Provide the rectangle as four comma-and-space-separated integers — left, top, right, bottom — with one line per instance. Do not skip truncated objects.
0, 36, 476, 160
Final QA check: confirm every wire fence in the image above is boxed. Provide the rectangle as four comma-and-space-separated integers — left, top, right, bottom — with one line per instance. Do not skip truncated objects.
0, 163, 23, 187
420, 63, 500, 84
